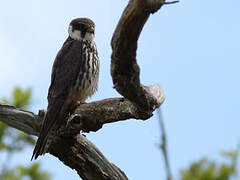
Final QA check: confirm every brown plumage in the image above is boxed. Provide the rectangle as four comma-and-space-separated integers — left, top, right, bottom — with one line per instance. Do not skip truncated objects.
31, 18, 99, 160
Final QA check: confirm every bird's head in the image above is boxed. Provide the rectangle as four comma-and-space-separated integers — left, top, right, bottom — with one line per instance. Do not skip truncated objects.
68, 18, 95, 41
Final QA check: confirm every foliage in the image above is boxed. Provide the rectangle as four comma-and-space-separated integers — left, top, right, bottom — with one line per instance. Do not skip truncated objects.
0, 163, 50, 180
2, 87, 32, 110
0, 87, 51, 180
180, 147, 239, 180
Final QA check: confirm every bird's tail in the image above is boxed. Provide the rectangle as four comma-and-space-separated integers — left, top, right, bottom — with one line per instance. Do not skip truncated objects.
31, 124, 57, 160
31, 97, 71, 160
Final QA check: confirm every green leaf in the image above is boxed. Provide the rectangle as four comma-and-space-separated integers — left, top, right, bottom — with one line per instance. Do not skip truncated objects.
0, 87, 51, 180
1, 86, 32, 110
180, 148, 239, 180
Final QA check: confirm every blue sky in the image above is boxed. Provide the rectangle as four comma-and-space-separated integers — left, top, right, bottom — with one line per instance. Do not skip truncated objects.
1, 0, 240, 179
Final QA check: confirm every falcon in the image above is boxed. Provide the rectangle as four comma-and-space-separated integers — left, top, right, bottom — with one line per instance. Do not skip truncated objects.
31, 18, 99, 160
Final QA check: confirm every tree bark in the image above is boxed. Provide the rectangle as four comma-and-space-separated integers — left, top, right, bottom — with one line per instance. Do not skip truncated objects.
0, 0, 179, 179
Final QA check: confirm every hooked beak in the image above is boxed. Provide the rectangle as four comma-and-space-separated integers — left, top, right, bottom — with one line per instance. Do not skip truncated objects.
88, 26, 95, 33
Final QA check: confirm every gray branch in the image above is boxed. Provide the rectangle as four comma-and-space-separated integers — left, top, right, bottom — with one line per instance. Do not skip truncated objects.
0, 103, 41, 136
67, 85, 165, 132
0, 0, 178, 179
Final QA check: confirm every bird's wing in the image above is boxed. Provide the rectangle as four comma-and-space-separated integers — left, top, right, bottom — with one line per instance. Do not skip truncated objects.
31, 38, 84, 160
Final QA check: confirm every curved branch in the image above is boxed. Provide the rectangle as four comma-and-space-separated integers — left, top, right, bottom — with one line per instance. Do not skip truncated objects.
0, 0, 175, 179
68, 85, 164, 133
111, 0, 168, 112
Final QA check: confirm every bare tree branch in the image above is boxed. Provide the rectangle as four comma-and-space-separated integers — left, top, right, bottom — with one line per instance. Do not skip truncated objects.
0, 103, 41, 136
68, 85, 165, 133
0, 102, 128, 179
158, 108, 172, 180
0, 86, 164, 179
0, 0, 178, 179
111, 0, 173, 112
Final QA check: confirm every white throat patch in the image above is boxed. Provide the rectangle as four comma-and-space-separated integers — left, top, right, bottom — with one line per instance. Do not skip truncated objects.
68, 25, 94, 41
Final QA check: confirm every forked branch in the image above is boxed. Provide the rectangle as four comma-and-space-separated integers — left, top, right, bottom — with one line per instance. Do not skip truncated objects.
0, 0, 178, 179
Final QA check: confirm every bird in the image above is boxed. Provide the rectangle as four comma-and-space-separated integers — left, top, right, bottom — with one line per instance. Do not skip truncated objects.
31, 18, 99, 160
